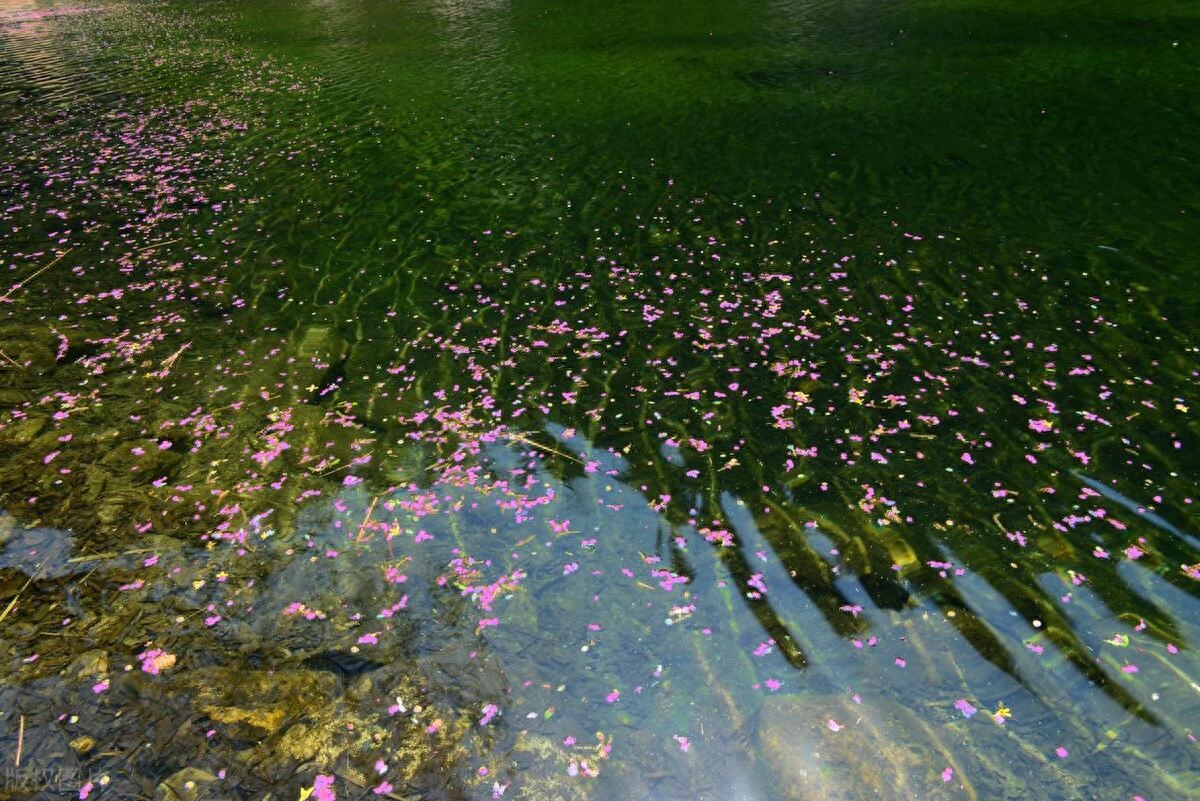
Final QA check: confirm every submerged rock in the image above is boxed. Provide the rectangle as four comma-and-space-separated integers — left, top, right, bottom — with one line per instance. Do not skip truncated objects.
757, 693, 978, 801
65, 649, 108, 679
0, 413, 45, 448
291, 324, 349, 403
508, 733, 594, 801
69, 735, 97, 754
156, 767, 219, 801
204, 704, 289, 736
301, 648, 385, 677
185, 667, 341, 737
0, 324, 57, 378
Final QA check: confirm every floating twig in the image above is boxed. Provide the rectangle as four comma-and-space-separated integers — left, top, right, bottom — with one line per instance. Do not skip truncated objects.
317, 451, 373, 478
0, 564, 42, 625
136, 238, 180, 252
152, 341, 192, 378
65, 546, 159, 564
0, 349, 22, 369
355, 495, 380, 543
504, 432, 583, 464
162, 341, 191, 369
0, 247, 73, 302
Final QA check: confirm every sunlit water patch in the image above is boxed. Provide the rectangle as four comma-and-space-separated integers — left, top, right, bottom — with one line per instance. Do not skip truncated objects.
1, 0, 1199, 799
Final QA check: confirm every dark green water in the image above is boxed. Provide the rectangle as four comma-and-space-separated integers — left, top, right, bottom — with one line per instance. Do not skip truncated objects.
1, 1, 1198, 799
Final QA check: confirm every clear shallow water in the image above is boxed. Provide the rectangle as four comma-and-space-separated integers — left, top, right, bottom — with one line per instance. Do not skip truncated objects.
1, 0, 1198, 799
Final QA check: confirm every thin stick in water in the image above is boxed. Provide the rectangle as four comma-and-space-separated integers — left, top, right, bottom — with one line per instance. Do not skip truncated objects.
0, 247, 74, 302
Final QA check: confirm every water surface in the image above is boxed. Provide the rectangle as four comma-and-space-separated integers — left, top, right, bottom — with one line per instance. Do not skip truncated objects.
1, 1, 1198, 799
